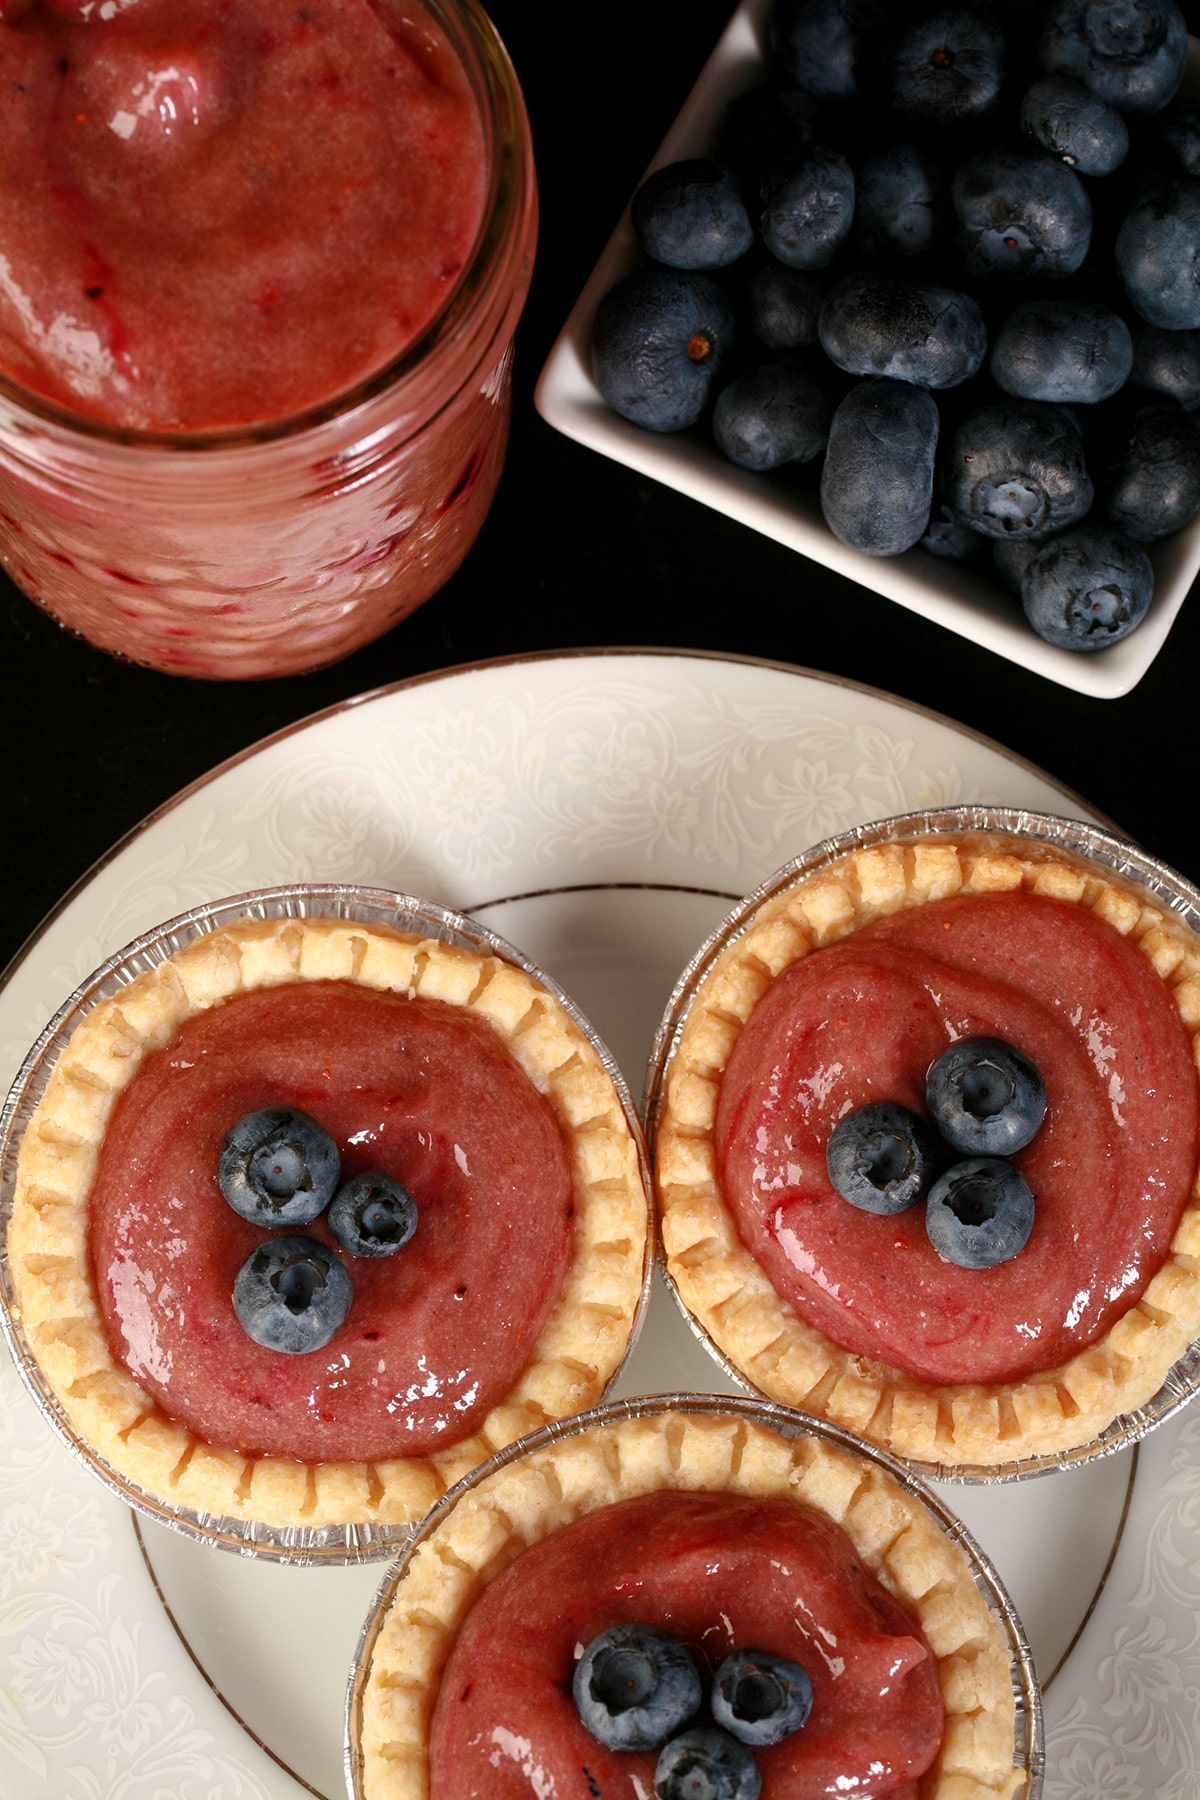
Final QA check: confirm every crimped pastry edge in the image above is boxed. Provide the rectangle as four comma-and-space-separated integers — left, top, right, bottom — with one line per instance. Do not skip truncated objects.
355, 1408, 1029, 1800
654, 829, 1200, 1471
6, 914, 650, 1531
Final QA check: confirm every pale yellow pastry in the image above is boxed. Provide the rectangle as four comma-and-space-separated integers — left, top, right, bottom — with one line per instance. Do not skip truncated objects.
652, 822, 1200, 1470
6, 911, 650, 1534
353, 1404, 1033, 1800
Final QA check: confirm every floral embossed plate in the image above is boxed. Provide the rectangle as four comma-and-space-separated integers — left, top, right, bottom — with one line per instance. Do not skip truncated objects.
0, 650, 1197, 1797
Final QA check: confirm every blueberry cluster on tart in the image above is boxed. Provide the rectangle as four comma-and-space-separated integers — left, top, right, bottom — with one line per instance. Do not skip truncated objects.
651, 814, 1200, 1471
6, 911, 650, 1534
352, 1404, 1031, 1800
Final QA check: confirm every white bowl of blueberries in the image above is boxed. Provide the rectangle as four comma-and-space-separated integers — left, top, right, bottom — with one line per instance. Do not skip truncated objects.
536, 0, 1200, 697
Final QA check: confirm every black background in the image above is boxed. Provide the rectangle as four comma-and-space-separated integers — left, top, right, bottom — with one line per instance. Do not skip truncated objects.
4, 0, 1200, 978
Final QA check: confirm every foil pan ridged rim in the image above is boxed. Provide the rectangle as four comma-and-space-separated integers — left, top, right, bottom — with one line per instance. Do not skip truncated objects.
343, 1391, 1045, 1800
0, 883, 655, 1564
642, 805, 1200, 1485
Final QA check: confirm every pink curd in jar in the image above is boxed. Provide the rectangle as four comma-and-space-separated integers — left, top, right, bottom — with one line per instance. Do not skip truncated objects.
427, 1489, 944, 1799
716, 890, 1200, 1388
0, 0, 536, 676
86, 981, 574, 1464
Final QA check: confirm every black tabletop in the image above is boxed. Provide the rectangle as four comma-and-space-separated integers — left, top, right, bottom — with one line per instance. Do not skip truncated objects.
4, 0, 1199, 977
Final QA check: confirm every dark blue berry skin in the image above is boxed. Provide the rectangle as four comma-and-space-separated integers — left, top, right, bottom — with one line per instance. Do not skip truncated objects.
925, 1159, 1036, 1269
631, 160, 754, 271
952, 149, 1092, 279
1020, 75, 1130, 176
922, 506, 981, 560
1155, 98, 1200, 176
713, 356, 836, 471
821, 378, 939, 555
1103, 404, 1200, 538
926, 1036, 1047, 1156
218, 1108, 340, 1228
826, 1100, 940, 1213
328, 1172, 418, 1259
993, 535, 1045, 595
573, 1626, 701, 1752
1037, 0, 1187, 115
721, 86, 821, 182
990, 300, 1133, 404
711, 1649, 815, 1746
591, 269, 736, 432
887, 8, 1007, 126
749, 262, 827, 349
232, 1235, 353, 1354
819, 272, 986, 388
760, 147, 856, 271
772, 0, 883, 100
944, 401, 1093, 539
854, 144, 943, 262
1115, 181, 1200, 328
655, 1727, 762, 1800
1020, 523, 1154, 648
1131, 325, 1200, 408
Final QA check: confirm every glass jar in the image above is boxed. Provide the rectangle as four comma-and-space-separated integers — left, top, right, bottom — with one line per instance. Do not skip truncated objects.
0, 0, 536, 680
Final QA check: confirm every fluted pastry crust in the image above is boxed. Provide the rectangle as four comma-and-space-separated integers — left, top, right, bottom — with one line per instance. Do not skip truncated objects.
357, 1409, 1028, 1800
7, 916, 649, 1530
654, 831, 1200, 1469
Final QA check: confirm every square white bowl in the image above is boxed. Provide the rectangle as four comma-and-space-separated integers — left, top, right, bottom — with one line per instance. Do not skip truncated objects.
534, 0, 1200, 699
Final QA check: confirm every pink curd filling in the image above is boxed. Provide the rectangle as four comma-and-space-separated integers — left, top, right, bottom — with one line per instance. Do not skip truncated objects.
427, 1489, 944, 1799
716, 891, 1200, 1387
86, 982, 574, 1464
0, 0, 486, 428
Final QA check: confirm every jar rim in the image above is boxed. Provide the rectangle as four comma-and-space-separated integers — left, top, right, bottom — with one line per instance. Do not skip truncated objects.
0, 0, 531, 451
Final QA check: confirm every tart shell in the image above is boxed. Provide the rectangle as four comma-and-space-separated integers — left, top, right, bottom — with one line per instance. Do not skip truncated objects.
648, 810, 1200, 1475
1, 892, 652, 1552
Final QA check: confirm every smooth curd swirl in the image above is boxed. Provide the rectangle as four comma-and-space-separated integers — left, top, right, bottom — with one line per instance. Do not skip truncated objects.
86, 981, 574, 1463
716, 890, 1200, 1386
427, 1489, 943, 1799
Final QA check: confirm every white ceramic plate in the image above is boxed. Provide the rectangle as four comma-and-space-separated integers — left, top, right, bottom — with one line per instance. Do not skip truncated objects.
534, 0, 1200, 700
1, 649, 1197, 1798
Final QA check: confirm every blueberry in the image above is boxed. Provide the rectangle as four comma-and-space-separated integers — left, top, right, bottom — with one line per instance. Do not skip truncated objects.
943, 401, 1093, 539
1019, 523, 1154, 648
886, 8, 1007, 126
922, 506, 980, 561
1154, 98, 1200, 175
328, 1172, 418, 1258
573, 1626, 702, 1752
952, 148, 1092, 279
854, 143, 943, 262
821, 378, 939, 555
590, 269, 737, 432
926, 1036, 1046, 1156
748, 262, 827, 350
1037, 0, 1187, 115
1103, 403, 1200, 539
631, 160, 754, 271
1115, 181, 1200, 328
1020, 75, 1130, 175
990, 300, 1133, 404
655, 1727, 762, 1800
232, 1235, 353, 1353
826, 1100, 940, 1213
772, 0, 883, 100
925, 1158, 1036, 1269
711, 1648, 814, 1746
1130, 324, 1200, 408
992, 534, 1045, 595
760, 146, 856, 271
712, 356, 835, 471
218, 1107, 340, 1227
819, 272, 986, 388
721, 85, 821, 181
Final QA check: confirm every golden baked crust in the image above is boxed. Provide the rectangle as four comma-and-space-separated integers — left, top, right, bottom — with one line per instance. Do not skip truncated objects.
7, 915, 650, 1531
653, 829, 1200, 1470
355, 1407, 1029, 1800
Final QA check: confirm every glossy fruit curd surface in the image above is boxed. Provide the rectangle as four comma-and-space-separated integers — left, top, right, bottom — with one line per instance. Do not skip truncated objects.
86, 982, 574, 1463
427, 1488, 943, 1799
717, 890, 1200, 1387
0, 0, 485, 430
